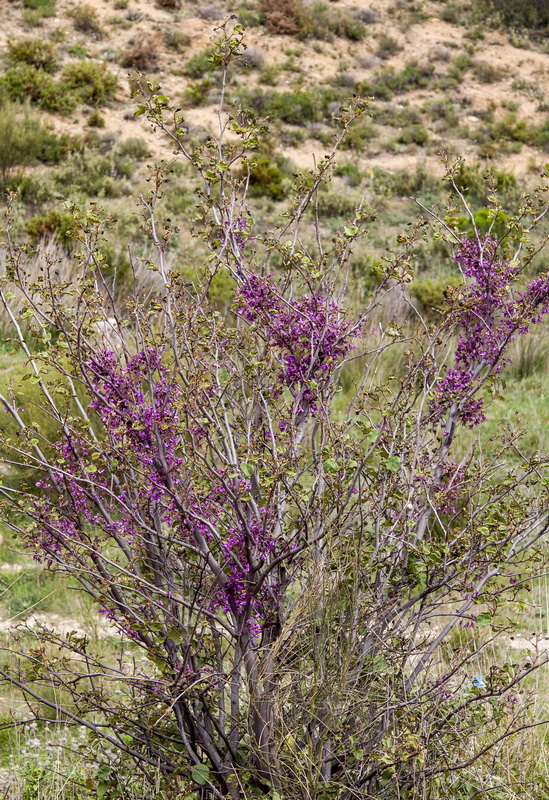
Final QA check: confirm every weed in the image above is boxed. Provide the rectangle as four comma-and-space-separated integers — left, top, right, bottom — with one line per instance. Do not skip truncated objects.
66, 44, 88, 58
87, 109, 106, 128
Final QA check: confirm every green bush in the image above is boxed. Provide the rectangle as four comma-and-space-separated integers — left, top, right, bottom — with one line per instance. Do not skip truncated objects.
181, 79, 213, 107
0, 65, 77, 114
376, 34, 401, 59
396, 124, 429, 145
60, 62, 118, 106
21, 0, 56, 16
7, 39, 58, 73
359, 63, 435, 101
533, 120, 549, 151
410, 277, 461, 316
0, 103, 69, 187
117, 137, 151, 160
472, 60, 504, 83
25, 209, 76, 246
237, 88, 344, 124
185, 50, 215, 78
339, 118, 377, 150
482, 0, 549, 27
247, 154, 291, 200
316, 187, 363, 217
164, 30, 191, 51
334, 162, 363, 186
52, 149, 133, 198
451, 164, 519, 205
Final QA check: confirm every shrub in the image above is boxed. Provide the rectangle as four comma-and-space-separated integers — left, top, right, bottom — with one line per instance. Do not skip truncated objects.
396, 123, 429, 145
316, 186, 364, 217
483, 0, 549, 27
339, 117, 377, 150
184, 50, 215, 78
473, 60, 505, 83
68, 4, 103, 35
532, 120, 549, 151
7, 39, 58, 73
52, 149, 132, 198
117, 137, 151, 160
156, 0, 181, 7
359, 62, 435, 100
0, 65, 77, 115
237, 87, 343, 124
247, 153, 291, 199
261, 0, 303, 36
354, 7, 379, 23
25, 209, 76, 246
181, 79, 213, 107
87, 109, 105, 128
60, 62, 118, 106
66, 44, 88, 58
164, 30, 191, 51
123, 34, 161, 71
410, 276, 461, 315
334, 161, 363, 186
4, 26, 549, 800
0, 103, 69, 187
376, 34, 401, 59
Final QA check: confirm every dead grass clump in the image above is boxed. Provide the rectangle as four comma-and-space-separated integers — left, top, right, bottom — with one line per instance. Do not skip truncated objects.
261, 0, 302, 36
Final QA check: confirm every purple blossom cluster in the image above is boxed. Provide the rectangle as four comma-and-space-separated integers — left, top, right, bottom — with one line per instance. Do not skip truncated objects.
434, 237, 549, 427
237, 274, 358, 408
87, 348, 183, 478
223, 217, 252, 251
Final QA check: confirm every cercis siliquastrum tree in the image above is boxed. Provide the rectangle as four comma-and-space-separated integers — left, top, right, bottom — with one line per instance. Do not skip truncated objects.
1, 23, 549, 800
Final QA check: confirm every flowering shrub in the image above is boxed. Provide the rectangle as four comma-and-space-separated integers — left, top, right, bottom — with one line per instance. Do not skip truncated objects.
0, 24, 549, 800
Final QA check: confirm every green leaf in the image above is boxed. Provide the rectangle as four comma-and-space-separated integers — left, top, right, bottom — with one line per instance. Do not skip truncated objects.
97, 782, 110, 799
476, 612, 492, 627
385, 456, 400, 472
324, 458, 340, 473
241, 462, 254, 478
191, 763, 210, 785
166, 627, 184, 643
